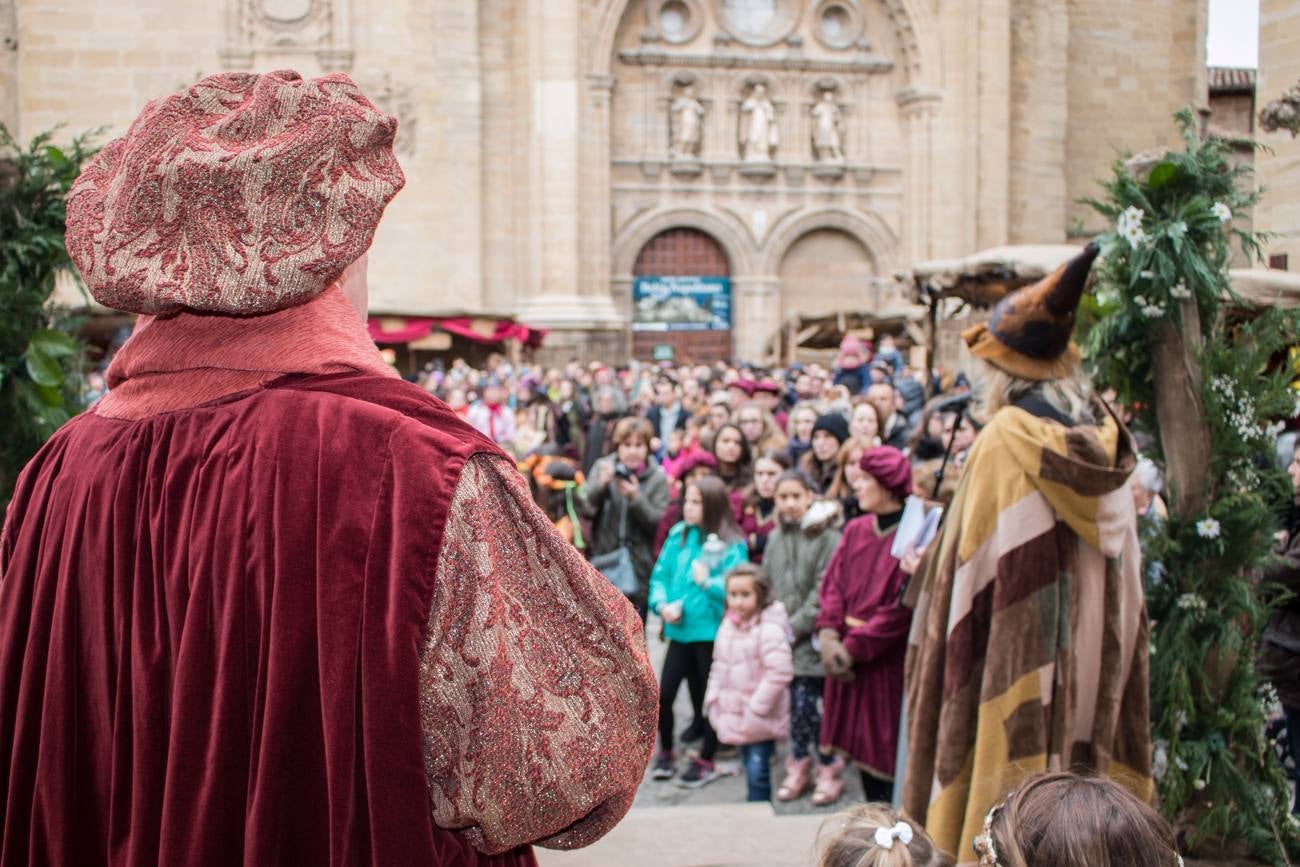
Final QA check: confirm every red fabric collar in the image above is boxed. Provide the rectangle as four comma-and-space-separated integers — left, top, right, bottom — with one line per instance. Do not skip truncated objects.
97, 285, 397, 420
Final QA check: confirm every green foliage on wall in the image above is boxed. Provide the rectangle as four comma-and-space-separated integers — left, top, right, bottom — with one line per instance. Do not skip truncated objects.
0, 125, 98, 506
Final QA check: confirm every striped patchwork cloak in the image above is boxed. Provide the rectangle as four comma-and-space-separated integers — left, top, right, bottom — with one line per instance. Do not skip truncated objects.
901, 400, 1153, 865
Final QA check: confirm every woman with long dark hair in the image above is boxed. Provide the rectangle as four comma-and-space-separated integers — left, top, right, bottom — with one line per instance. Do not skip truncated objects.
710, 422, 754, 493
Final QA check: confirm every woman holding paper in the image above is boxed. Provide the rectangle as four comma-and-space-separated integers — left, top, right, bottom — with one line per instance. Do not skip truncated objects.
814, 446, 915, 804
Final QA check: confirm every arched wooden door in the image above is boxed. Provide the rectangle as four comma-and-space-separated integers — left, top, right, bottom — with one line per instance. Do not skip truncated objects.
631, 228, 733, 362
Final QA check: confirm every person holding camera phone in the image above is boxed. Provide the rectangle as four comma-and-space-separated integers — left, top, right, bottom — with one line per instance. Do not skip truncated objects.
580, 417, 670, 621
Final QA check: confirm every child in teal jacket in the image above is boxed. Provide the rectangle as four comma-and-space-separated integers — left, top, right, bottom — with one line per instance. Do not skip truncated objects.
648, 475, 749, 788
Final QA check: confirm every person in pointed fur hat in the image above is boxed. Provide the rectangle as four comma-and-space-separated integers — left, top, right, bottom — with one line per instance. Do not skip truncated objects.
900, 243, 1153, 865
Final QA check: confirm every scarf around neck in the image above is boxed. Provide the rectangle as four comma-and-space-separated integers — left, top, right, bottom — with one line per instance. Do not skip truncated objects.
97, 284, 397, 420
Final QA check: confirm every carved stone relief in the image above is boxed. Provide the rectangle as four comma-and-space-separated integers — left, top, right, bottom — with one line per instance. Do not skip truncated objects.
221, 0, 353, 70
357, 71, 417, 157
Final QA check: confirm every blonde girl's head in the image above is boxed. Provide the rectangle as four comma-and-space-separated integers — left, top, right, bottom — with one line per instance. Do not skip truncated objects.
816, 805, 953, 867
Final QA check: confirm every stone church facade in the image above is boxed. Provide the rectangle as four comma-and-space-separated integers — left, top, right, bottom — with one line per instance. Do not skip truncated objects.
2, 0, 1209, 361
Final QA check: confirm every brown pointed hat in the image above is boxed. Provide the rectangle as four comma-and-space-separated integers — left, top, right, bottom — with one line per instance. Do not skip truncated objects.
962, 242, 1100, 381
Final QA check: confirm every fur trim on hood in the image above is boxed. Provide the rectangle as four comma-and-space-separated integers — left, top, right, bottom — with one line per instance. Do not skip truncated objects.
800, 498, 843, 535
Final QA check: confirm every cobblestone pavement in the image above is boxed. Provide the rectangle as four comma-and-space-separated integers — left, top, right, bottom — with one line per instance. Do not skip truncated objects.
539, 616, 870, 867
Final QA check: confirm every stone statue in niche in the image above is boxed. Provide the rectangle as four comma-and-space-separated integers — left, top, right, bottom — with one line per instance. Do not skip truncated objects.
669, 84, 706, 160
811, 91, 845, 162
738, 83, 778, 162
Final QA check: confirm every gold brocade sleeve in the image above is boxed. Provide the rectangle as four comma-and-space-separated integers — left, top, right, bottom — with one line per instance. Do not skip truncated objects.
419, 452, 658, 855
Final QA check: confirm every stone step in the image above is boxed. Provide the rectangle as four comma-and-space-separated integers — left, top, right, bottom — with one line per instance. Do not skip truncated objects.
536, 803, 828, 867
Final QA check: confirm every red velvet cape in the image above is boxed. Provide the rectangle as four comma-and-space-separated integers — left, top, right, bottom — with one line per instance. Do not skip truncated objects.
0, 373, 537, 867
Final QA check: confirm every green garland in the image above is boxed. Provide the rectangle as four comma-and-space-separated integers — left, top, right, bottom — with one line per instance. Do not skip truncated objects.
0, 124, 99, 507
1081, 109, 1300, 864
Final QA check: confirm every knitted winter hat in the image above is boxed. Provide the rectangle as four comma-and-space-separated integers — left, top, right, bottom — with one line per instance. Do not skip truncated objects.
963, 243, 1100, 381
66, 69, 405, 315
859, 446, 913, 501
812, 412, 850, 444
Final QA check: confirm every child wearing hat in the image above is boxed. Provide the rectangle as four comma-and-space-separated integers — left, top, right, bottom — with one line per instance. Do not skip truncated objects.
813, 446, 915, 806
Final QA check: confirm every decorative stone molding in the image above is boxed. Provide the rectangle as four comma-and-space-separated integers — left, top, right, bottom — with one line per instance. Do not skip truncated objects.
221, 0, 353, 70
1260, 81, 1300, 137
617, 47, 893, 75
356, 71, 416, 156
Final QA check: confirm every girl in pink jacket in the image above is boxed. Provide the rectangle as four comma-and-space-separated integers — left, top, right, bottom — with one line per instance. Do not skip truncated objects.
705, 563, 795, 801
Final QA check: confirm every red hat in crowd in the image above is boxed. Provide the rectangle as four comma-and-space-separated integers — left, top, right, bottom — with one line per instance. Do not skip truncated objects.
859, 446, 913, 501
66, 70, 406, 316
670, 449, 719, 481
753, 379, 782, 395
728, 379, 757, 397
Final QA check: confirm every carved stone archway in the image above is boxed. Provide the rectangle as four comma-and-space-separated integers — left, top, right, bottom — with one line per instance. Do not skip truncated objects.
613, 206, 758, 279
760, 205, 899, 276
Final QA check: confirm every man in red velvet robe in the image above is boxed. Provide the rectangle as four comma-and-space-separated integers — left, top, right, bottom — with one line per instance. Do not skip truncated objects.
0, 70, 658, 867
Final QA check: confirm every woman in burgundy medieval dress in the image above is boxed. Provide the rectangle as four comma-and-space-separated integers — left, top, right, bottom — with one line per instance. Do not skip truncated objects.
813, 446, 915, 806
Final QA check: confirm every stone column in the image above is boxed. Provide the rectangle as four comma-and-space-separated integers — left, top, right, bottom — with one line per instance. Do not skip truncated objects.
976, 0, 1011, 249
1008, 0, 1068, 243
897, 88, 943, 263
514, 0, 623, 345
732, 277, 782, 363
0, 0, 16, 136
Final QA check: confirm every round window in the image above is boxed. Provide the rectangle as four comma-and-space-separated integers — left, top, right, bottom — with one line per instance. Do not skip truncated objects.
813, 0, 861, 49
724, 0, 777, 37
821, 6, 849, 40
660, 1, 690, 38
714, 0, 799, 47
657, 0, 703, 43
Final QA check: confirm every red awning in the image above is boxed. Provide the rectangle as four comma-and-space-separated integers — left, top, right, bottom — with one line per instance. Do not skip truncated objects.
367, 316, 547, 349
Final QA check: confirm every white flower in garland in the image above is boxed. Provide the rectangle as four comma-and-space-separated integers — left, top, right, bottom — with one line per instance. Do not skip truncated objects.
1196, 518, 1221, 539
1193, 779, 1207, 791
1140, 270, 1155, 279
1117, 206, 1149, 249
1209, 376, 1261, 441
1266, 420, 1286, 439
1136, 297, 1165, 318
1153, 740, 1170, 781
1169, 220, 1189, 240
1171, 282, 1192, 300
1177, 592, 1208, 613
1211, 201, 1233, 223
1175, 755, 1190, 772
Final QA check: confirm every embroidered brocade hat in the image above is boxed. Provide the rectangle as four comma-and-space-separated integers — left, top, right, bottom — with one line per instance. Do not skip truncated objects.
66, 69, 405, 315
962, 242, 1100, 381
